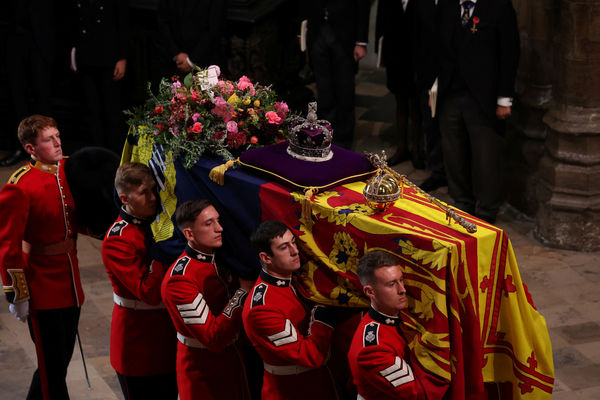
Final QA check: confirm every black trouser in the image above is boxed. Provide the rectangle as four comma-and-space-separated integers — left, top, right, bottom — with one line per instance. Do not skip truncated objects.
438, 92, 505, 220
309, 24, 356, 149
116, 371, 178, 400
79, 66, 126, 154
419, 88, 445, 178
26, 306, 81, 400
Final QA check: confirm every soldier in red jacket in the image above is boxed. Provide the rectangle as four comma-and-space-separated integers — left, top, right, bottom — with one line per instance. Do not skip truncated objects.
0, 115, 84, 399
101, 162, 177, 399
243, 220, 340, 400
161, 199, 252, 400
348, 250, 426, 400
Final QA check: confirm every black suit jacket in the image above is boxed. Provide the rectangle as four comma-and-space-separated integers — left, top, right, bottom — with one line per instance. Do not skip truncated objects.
157, 0, 226, 68
438, 0, 519, 118
72, 0, 129, 68
375, 0, 415, 93
413, 0, 440, 91
302, 0, 371, 56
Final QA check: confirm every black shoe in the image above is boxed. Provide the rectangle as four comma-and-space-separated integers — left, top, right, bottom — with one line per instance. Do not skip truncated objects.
419, 175, 447, 192
0, 149, 28, 167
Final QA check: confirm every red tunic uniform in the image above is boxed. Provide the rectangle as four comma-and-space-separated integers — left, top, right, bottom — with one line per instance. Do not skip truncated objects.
242, 269, 339, 400
0, 158, 83, 309
101, 208, 177, 377
348, 307, 423, 400
161, 245, 249, 400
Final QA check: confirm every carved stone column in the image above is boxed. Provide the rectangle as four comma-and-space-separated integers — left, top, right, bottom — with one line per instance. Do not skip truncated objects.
537, 0, 600, 250
506, 0, 558, 215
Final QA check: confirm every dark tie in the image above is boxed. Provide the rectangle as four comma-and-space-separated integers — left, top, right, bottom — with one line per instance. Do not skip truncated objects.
461, 1, 474, 26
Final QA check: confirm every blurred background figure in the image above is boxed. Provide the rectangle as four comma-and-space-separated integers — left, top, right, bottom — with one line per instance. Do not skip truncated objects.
156, 0, 227, 77
1, 0, 56, 166
375, 0, 425, 168
301, 0, 371, 150
69, 0, 129, 155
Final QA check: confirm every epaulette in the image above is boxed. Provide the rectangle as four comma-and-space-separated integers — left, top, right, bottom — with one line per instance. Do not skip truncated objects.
7, 165, 31, 184
251, 283, 268, 308
363, 322, 380, 347
107, 221, 128, 237
171, 256, 191, 276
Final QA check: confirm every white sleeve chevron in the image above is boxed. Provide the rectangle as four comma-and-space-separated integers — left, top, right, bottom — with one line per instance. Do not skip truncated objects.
267, 319, 298, 347
177, 293, 209, 324
379, 356, 414, 387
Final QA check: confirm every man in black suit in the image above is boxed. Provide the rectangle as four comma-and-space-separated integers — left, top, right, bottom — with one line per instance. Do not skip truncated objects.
376, 0, 424, 168
156, 0, 227, 75
301, 0, 371, 149
70, 0, 129, 154
437, 0, 519, 223
414, 0, 447, 192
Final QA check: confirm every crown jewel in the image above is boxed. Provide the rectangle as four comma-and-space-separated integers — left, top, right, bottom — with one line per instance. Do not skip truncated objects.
287, 102, 333, 162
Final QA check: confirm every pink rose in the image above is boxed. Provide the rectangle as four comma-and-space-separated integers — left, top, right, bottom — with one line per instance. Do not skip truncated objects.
226, 121, 238, 133
216, 80, 234, 97
274, 102, 289, 115
190, 91, 201, 102
190, 122, 203, 133
191, 113, 201, 122
211, 97, 234, 122
237, 76, 255, 95
265, 111, 282, 125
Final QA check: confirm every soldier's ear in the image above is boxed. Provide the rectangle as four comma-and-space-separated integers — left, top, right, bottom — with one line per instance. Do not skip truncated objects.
258, 251, 271, 266
363, 284, 375, 300
118, 193, 129, 205
182, 226, 194, 242
24, 143, 35, 156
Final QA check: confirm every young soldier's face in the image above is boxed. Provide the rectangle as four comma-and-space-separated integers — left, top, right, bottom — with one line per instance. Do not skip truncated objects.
26, 127, 63, 164
186, 205, 223, 253
260, 229, 300, 278
367, 265, 408, 316
122, 177, 158, 219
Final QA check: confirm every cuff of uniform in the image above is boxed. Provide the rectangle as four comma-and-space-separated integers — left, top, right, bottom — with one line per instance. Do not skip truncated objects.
497, 97, 513, 107
355, 42, 368, 47
186, 57, 195, 69
222, 288, 248, 318
311, 305, 336, 329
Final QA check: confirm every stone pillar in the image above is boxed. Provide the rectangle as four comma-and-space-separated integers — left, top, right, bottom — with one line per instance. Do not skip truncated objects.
537, 0, 600, 251
506, 0, 558, 215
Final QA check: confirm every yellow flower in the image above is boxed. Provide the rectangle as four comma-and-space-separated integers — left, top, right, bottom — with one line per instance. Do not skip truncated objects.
243, 98, 251, 106
227, 93, 240, 105
253, 100, 261, 107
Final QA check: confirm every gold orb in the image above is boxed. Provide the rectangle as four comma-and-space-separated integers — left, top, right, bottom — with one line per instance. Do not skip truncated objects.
363, 172, 401, 212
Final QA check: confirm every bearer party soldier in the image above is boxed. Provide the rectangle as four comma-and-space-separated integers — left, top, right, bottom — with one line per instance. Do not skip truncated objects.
161, 199, 252, 400
101, 162, 177, 399
243, 220, 340, 399
348, 251, 447, 400
0, 115, 84, 399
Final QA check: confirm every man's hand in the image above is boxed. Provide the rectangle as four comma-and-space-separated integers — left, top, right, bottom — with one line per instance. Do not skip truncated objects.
9, 301, 29, 322
239, 278, 255, 292
173, 52, 193, 73
496, 105, 511, 120
353, 45, 367, 62
113, 59, 127, 81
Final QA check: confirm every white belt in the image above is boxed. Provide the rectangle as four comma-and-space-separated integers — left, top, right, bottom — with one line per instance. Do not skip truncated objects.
113, 293, 166, 310
177, 332, 207, 349
263, 362, 313, 376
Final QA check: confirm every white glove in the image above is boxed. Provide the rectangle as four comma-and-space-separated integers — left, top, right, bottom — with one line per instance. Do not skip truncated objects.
9, 301, 29, 322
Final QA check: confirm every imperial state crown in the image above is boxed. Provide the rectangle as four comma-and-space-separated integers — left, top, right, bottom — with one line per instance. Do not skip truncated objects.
287, 102, 333, 162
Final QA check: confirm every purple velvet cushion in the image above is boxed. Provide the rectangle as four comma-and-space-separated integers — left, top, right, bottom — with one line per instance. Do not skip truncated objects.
239, 141, 375, 190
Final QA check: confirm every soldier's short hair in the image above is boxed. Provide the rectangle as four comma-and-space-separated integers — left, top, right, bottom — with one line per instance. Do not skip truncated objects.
114, 162, 154, 195
250, 220, 290, 256
357, 250, 401, 287
17, 115, 58, 147
175, 199, 213, 231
